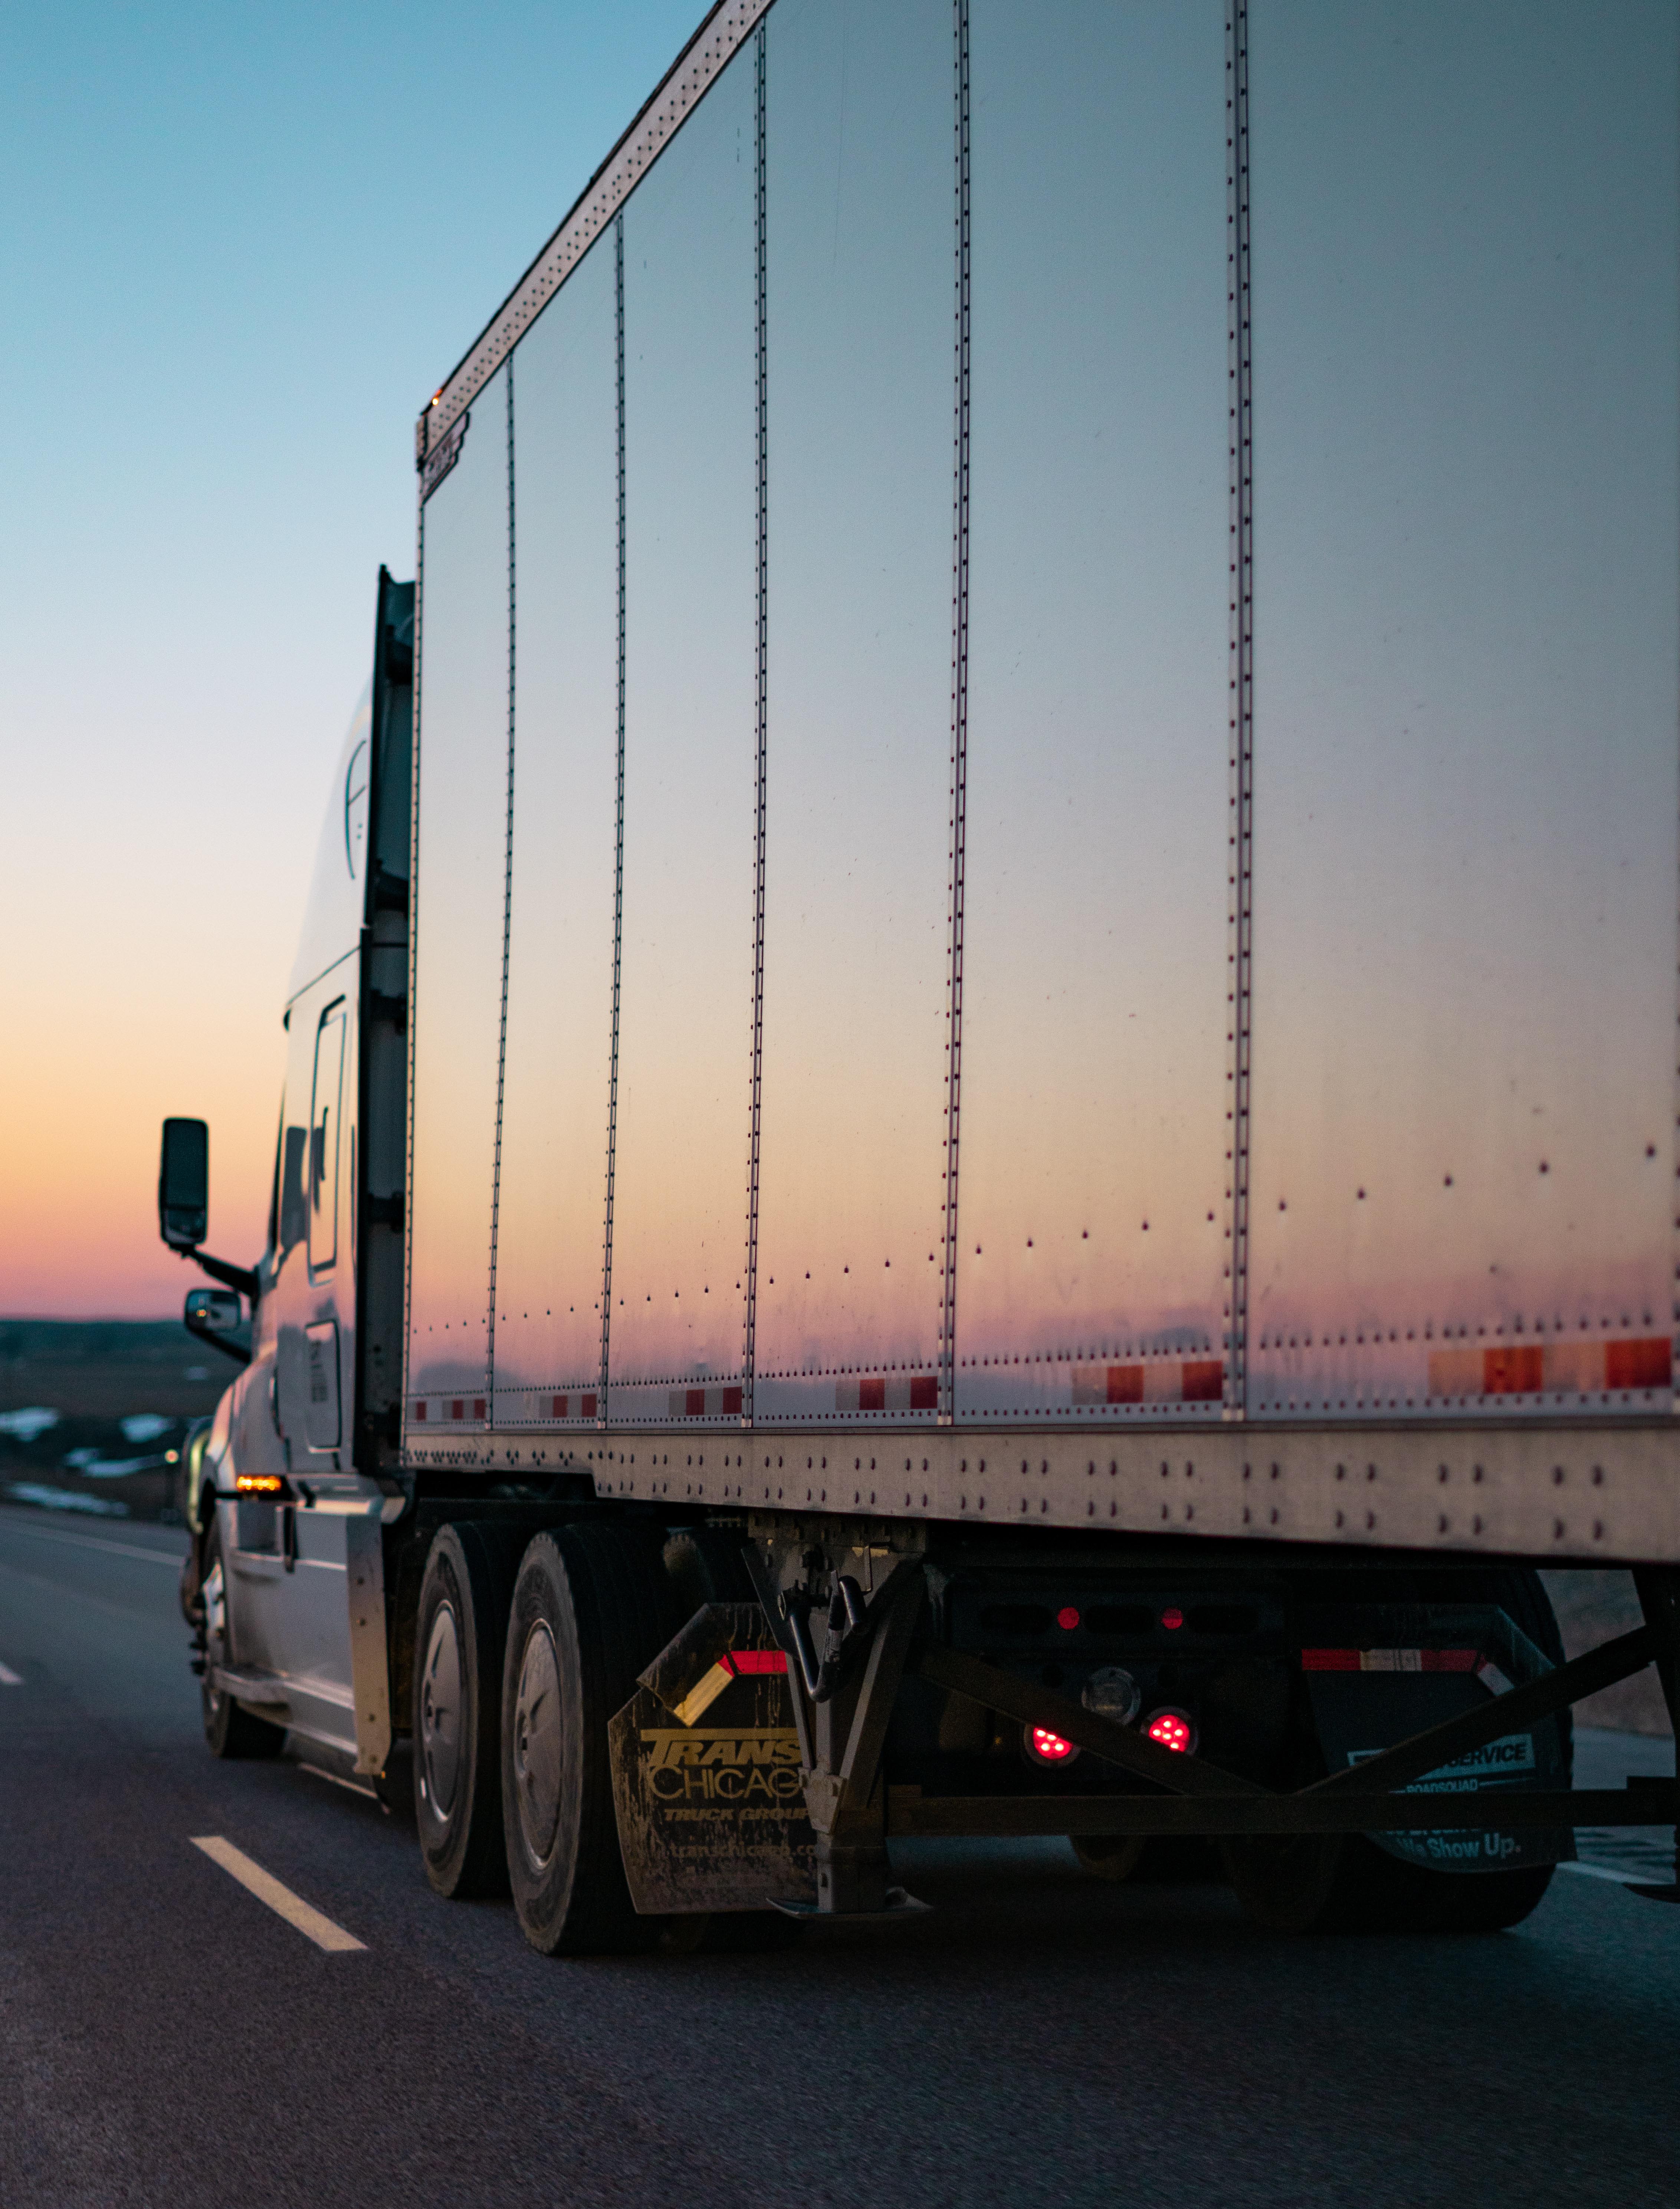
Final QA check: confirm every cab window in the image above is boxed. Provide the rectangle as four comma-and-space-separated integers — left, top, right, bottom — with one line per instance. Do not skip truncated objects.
308, 1005, 347, 1276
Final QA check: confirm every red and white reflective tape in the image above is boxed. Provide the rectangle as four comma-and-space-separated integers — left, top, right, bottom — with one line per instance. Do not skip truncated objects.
1427, 1336, 1670, 1400
1072, 1359, 1223, 1407
549, 1392, 598, 1420
673, 1646, 787, 1726
834, 1375, 938, 1414
1302, 1647, 1514, 1694
411, 1396, 486, 1424
667, 1385, 744, 1418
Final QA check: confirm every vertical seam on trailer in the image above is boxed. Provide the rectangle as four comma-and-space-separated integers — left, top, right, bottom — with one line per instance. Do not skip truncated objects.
487, 358, 516, 1423
602, 212, 627, 1425
402, 482, 426, 1442
941, 0, 971, 1427
744, 18, 768, 1430
1225, 0, 1253, 1421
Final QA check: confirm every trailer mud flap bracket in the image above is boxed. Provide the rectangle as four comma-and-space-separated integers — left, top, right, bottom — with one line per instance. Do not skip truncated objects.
749, 1556, 931, 1918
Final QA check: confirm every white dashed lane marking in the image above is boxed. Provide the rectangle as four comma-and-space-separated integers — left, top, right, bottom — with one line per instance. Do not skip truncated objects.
190, 1837, 366, 1953
0, 1661, 21, 1686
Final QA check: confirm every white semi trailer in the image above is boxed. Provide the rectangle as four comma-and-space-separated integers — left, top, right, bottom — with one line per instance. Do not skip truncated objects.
162, 0, 1680, 1948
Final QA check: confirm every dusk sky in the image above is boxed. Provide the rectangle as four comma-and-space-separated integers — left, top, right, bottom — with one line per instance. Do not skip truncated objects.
0, 1, 698, 1316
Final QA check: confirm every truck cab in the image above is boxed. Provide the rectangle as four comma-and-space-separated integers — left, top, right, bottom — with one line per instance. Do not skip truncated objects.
165, 569, 413, 1770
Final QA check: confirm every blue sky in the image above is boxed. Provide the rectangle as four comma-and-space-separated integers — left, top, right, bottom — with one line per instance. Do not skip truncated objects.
0, 1, 702, 1312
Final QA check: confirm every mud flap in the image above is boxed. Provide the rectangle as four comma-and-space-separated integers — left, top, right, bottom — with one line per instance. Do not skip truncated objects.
609, 1602, 817, 1914
1304, 1605, 1575, 1874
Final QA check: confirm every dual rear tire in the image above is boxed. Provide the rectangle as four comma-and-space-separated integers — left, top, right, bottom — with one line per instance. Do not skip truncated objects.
502, 1523, 682, 1953
414, 1522, 520, 1897
1223, 1566, 1570, 1935
411, 1518, 688, 1952
1221, 1828, 1556, 1936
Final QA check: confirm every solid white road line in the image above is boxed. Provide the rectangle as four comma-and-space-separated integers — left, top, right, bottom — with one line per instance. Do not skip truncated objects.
0, 1661, 21, 1686
190, 1837, 366, 1952
297, 1761, 380, 1801
1559, 1858, 1665, 1888
0, 1517, 183, 1568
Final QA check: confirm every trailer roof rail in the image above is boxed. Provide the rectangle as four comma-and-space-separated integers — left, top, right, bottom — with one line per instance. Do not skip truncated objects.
416, 0, 771, 469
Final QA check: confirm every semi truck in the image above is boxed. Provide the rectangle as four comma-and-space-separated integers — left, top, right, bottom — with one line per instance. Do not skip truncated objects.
161, 0, 1680, 1949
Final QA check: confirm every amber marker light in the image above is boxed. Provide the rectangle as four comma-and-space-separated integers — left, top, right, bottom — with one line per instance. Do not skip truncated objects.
234, 1473, 287, 1496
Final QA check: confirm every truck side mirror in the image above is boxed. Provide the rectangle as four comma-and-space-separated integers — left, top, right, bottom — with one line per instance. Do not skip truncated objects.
186, 1287, 242, 1333
159, 1117, 210, 1250
184, 1286, 250, 1366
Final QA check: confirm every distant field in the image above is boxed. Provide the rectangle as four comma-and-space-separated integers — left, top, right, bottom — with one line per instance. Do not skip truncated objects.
0, 1317, 243, 1523
0, 1318, 234, 1418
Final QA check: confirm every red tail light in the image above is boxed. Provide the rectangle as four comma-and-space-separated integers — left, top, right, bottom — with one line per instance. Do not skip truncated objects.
1144, 1707, 1196, 1755
1024, 1724, 1080, 1766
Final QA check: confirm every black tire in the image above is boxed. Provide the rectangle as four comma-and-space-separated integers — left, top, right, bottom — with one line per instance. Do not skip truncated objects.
1225, 1826, 1558, 1936
1382, 1562, 1567, 1934
200, 1521, 284, 1760
1223, 1829, 1346, 1934
413, 1523, 519, 1899
501, 1521, 682, 1956
1071, 1834, 1147, 1884
662, 1524, 756, 1611
1387, 1563, 1566, 1933
1227, 1567, 1568, 1935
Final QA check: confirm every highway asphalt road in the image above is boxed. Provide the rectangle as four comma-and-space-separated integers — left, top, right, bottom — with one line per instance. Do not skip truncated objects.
2, 1499, 1676, 2209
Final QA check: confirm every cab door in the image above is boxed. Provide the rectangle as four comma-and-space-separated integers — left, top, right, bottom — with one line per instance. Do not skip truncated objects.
230, 963, 386, 1757
302, 1000, 347, 1448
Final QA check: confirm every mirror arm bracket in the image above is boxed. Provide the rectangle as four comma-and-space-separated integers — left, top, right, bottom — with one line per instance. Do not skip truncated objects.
175, 1245, 260, 1304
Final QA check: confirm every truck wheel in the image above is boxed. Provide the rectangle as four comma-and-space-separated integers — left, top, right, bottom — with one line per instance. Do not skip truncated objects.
502, 1522, 680, 1955
200, 1523, 283, 1760
662, 1524, 755, 1610
413, 1523, 518, 1899
1354, 1564, 1566, 1933
1222, 1831, 1344, 1933
1225, 1831, 1556, 1935
1071, 1834, 1147, 1883
1227, 1567, 1568, 1933
1222, 1826, 1446, 1934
